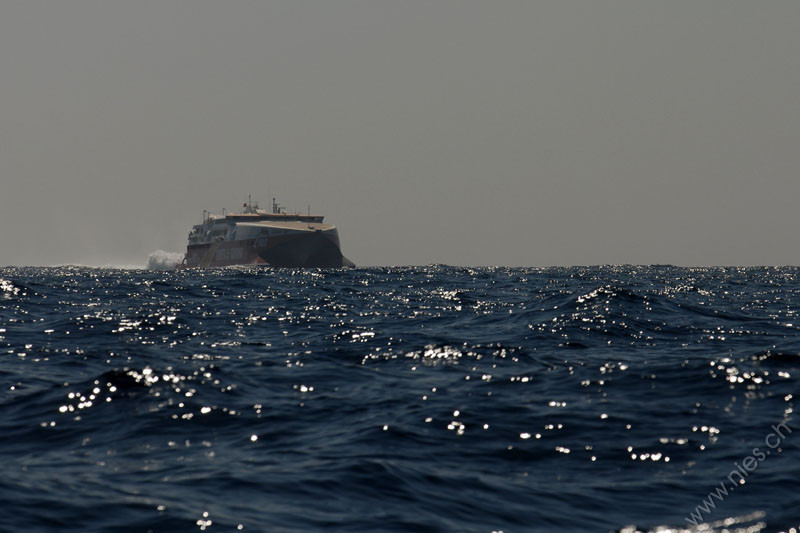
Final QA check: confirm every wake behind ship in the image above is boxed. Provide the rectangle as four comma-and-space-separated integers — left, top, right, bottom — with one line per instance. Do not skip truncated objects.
183, 198, 354, 268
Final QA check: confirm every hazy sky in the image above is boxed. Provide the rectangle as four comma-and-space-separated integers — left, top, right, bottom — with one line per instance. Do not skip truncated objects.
1, 1, 798, 267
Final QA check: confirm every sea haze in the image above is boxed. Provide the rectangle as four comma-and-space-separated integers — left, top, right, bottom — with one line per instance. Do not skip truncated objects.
0, 266, 797, 531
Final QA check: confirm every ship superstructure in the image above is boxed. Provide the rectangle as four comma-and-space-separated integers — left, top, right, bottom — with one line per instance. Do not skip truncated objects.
183, 198, 353, 268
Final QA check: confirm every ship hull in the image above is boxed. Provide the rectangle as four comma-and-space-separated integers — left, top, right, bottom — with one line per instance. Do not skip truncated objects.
183, 231, 353, 268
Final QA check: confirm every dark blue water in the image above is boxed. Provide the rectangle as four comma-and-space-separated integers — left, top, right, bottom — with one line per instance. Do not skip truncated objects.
1, 266, 797, 532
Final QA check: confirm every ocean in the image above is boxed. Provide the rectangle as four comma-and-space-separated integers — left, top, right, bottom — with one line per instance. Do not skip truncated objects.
1, 266, 797, 532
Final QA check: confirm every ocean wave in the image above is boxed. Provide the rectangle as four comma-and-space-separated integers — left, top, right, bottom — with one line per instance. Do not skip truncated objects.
1, 266, 798, 530
0, 278, 21, 297
147, 250, 184, 270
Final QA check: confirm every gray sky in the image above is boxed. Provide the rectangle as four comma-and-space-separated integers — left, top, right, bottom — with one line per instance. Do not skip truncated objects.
1, 1, 799, 267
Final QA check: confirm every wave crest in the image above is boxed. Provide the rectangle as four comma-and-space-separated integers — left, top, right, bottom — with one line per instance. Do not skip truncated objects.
147, 250, 184, 270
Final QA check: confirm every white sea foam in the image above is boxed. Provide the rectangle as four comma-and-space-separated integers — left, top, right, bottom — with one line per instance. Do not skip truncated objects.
147, 250, 184, 270
0, 278, 20, 295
